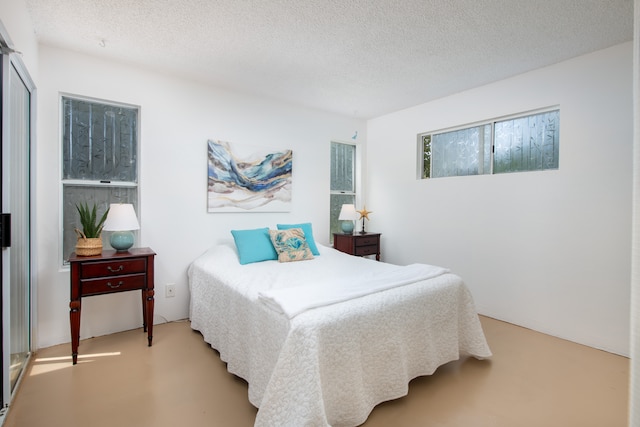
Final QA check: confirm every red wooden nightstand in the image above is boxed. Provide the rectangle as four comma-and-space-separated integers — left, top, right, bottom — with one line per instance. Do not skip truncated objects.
333, 232, 381, 261
68, 247, 156, 364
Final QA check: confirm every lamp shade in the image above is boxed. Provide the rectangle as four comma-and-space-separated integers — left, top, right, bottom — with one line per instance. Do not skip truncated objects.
338, 204, 358, 221
103, 203, 140, 231
103, 204, 139, 251
338, 204, 357, 234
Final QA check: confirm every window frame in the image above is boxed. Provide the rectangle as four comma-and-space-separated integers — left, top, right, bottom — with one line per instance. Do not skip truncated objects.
59, 93, 141, 267
418, 107, 559, 179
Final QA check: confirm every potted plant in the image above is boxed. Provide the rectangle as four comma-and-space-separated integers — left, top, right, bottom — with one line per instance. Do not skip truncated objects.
74, 202, 109, 256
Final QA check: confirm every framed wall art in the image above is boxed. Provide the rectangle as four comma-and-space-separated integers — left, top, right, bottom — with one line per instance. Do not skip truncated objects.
207, 139, 293, 212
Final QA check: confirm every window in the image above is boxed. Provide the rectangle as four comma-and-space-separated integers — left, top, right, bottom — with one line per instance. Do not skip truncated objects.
421, 109, 559, 178
330, 142, 356, 239
61, 95, 139, 263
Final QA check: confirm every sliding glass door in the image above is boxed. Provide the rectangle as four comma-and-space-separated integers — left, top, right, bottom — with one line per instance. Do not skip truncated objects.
0, 35, 34, 411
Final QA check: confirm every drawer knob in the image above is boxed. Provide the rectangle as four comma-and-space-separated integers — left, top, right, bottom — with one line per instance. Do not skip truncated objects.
106, 281, 124, 289
107, 265, 124, 273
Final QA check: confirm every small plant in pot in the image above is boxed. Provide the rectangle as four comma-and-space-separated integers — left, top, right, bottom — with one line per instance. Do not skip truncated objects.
74, 202, 109, 256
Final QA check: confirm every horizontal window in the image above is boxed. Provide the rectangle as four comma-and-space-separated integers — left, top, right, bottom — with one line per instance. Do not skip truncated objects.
420, 109, 559, 179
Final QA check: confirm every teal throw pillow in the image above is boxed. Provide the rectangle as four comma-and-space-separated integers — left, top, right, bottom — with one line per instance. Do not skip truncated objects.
230, 228, 278, 265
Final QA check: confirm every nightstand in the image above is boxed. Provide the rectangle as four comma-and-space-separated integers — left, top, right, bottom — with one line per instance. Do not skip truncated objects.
333, 232, 381, 261
68, 247, 156, 365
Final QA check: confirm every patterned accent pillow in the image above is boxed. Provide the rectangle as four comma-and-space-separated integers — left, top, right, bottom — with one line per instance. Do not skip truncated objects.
268, 228, 314, 263
276, 223, 320, 255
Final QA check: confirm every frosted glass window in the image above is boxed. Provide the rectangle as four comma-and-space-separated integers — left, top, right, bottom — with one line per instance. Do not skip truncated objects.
62, 185, 138, 264
420, 109, 559, 179
62, 97, 137, 182
331, 142, 355, 192
494, 110, 559, 173
430, 125, 492, 178
330, 193, 356, 237
330, 142, 356, 239
61, 96, 139, 263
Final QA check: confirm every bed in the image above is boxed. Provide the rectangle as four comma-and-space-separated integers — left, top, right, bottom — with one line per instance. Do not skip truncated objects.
188, 234, 491, 427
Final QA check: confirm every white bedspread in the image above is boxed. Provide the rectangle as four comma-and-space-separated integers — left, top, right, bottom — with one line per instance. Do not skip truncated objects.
188, 243, 491, 427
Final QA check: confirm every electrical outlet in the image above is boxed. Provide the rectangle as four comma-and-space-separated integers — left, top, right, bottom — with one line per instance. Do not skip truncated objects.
165, 284, 176, 298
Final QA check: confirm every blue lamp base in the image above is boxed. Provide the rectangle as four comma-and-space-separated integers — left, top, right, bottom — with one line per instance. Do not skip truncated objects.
341, 221, 354, 234
110, 231, 135, 251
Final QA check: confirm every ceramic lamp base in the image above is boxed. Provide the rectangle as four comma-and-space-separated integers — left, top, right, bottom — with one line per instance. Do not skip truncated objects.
110, 231, 135, 251
341, 221, 354, 234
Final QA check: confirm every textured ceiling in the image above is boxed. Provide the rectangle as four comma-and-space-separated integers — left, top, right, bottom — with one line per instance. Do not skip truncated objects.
24, 0, 633, 119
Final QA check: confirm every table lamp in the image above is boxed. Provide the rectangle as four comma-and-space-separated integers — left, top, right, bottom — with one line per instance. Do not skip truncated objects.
103, 203, 140, 251
338, 204, 358, 234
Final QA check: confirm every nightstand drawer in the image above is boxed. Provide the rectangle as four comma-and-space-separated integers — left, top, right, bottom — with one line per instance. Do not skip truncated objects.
80, 259, 147, 279
355, 245, 378, 256
355, 237, 378, 246
81, 273, 146, 296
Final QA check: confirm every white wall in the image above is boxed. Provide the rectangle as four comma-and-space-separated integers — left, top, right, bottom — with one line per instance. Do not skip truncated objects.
36, 45, 365, 349
367, 42, 633, 356
0, 0, 39, 77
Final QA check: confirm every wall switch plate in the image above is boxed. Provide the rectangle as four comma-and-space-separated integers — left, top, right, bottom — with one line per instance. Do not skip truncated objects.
165, 284, 176, 298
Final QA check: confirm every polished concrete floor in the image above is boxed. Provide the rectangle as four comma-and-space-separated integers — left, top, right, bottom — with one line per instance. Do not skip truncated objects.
3, 316, 629, 427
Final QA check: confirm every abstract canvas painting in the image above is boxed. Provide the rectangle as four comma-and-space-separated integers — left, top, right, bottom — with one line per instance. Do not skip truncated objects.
207, 140, 293, 212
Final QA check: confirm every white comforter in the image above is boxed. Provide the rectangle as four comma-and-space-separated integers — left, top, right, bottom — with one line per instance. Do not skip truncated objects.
188, 243, 491, 427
